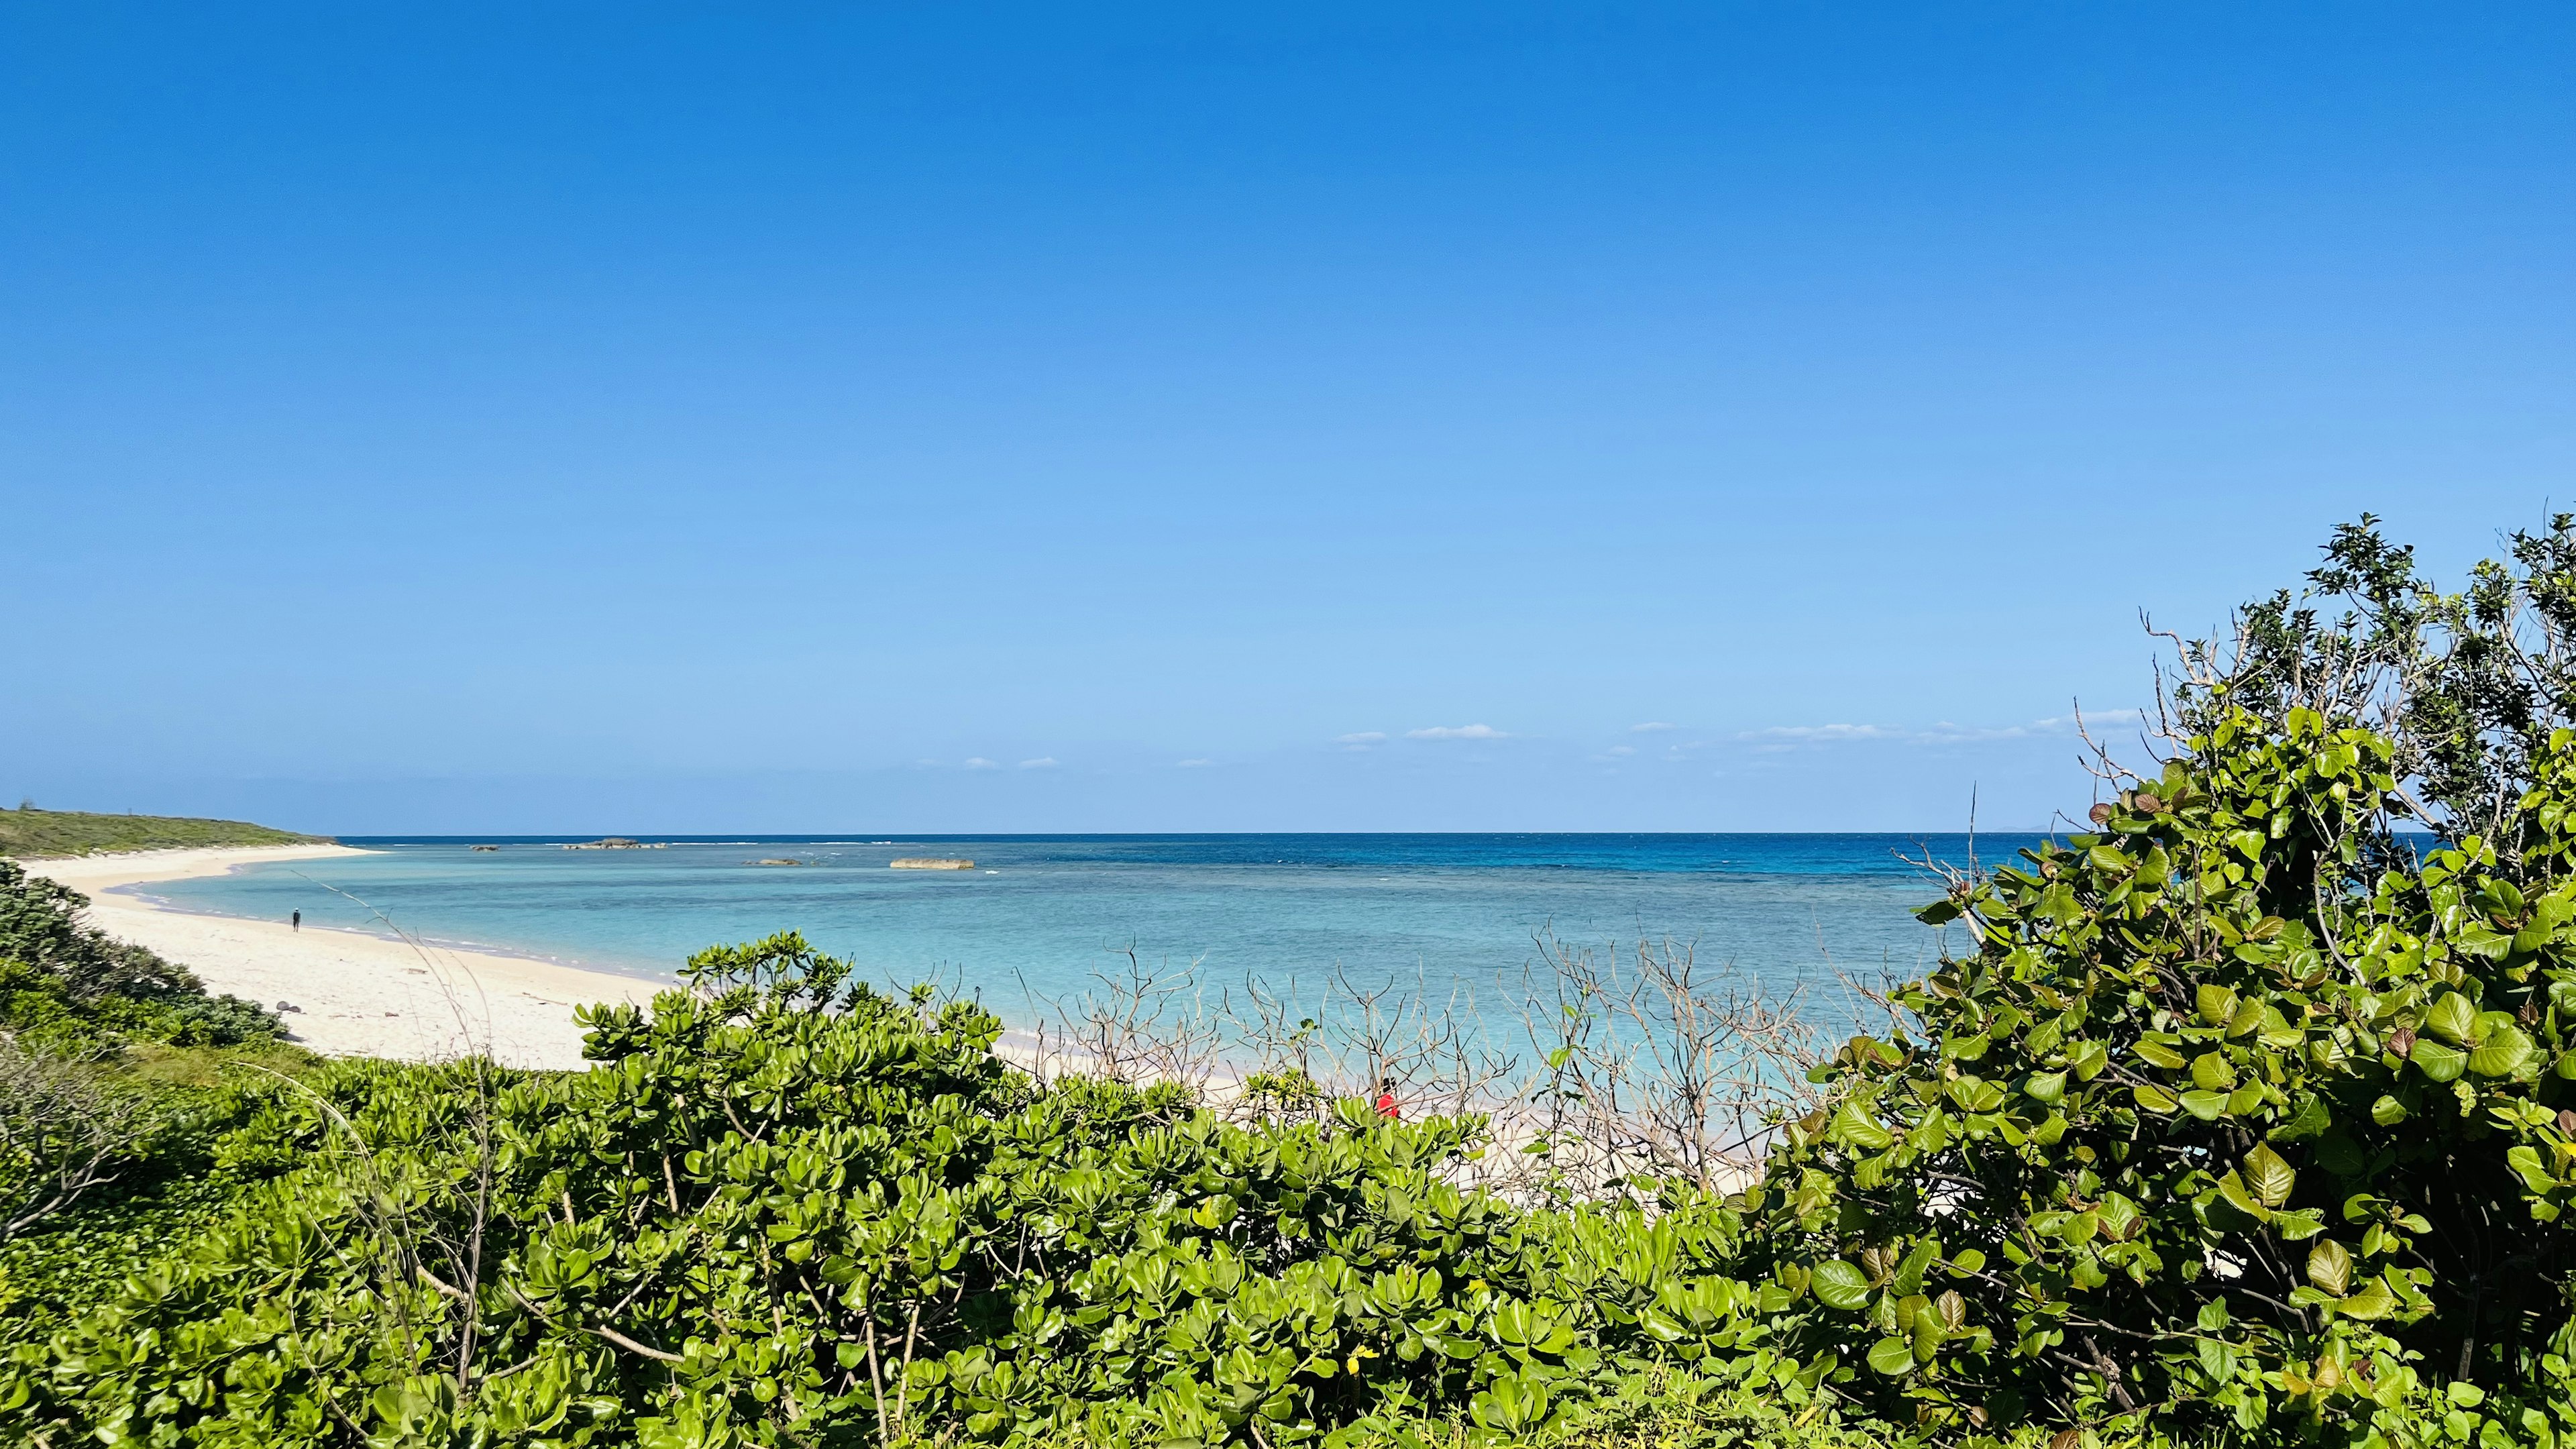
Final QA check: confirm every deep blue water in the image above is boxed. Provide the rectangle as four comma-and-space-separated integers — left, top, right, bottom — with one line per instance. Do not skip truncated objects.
130, 834, 2035, 1031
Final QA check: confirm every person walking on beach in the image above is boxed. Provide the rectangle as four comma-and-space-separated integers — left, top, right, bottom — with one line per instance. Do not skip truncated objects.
290, 910, 300, 932
1373, 1077, 1400, 1121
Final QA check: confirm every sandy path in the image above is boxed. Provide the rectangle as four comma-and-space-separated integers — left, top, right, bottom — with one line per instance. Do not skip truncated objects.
15, 844, 664, 1070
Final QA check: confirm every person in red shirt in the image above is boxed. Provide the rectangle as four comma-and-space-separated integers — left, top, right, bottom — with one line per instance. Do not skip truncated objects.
1373, 1077, 1400, 1120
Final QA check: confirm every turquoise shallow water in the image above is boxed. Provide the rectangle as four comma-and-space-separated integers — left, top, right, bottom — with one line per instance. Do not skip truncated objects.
129, 834, 2033, 1032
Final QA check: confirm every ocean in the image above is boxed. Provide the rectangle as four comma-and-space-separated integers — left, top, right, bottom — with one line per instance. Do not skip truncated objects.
129, 833, 2033, 1038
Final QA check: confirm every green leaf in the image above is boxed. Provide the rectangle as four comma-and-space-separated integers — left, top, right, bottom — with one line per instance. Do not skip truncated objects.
2133, 1036, 2187, 1071
1947, 1077, 2006, 1112
1866, 1337, 1916, 1377
2306, 1239, 2352, 1296
2197, 984, 2240, 1026
2410, 1038, 2468, 1083
2179, 1089, 2229, 1121
2272, 1208, 2326, 1240
2225, 998, 2267, 1039
2339, 1277, 2398, 1321
2132, 1082, 2178, 1113
1828, 1101, 1894, 1150
1892, 1239, 1938, 1297
1809, 1260, 1872, 1311
2027, 1016, 2065, 1058
2216, 1171, 2271, 1222
2508, 1144, 2556, 1193
2245, 1143, 2298, 1208
2272, 1093, 2332, 1142
2455, 924, 2514, 961
2023, 1071, 2067, 1105
2096, 1195, 2140, 1242
2424, 992, 2477, 1046
2371, 1094, 2408, 1126
2469, 1025, 2535, 1079
2191, 1051, 2237, 1091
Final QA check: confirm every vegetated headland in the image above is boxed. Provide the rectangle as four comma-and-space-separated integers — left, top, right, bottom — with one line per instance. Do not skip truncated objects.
17, 519, 2576, 1449
0, 806, 330, 859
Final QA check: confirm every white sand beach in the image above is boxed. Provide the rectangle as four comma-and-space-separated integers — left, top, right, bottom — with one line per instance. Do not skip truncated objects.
17, 844, 663, 1070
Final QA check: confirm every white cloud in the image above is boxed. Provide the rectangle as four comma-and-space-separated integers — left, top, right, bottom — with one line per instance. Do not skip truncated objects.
1018, 757, 1058, 769
1334, 732, 1387, 745
1733, 710, 2147, 747
963, 757, 1000, 770
1742, 723, 1899, 742
1606, 745, 1635, 756
1176, 758, 1213, 768
1407, 724, 1506, 740
1631, 721, 1678, 733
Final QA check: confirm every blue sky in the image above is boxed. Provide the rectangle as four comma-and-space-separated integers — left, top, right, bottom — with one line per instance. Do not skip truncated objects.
4, 3, 2571, 833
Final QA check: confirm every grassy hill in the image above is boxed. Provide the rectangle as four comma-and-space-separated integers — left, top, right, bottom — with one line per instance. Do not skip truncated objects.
0, 807, 331, 858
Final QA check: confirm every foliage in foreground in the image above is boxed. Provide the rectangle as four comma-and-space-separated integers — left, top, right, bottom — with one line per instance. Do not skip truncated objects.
5, 934, 1837, 1446
1753, 517, 2576, 1446
0, 806, 329, 861
0, 859, 285, 1049
1, 859, 301, 1322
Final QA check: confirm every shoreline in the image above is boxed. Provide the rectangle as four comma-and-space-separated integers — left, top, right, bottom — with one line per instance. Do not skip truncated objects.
15, 844, 663, 1070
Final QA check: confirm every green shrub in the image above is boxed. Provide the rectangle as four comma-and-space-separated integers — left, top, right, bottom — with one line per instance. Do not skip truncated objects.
0, 1050, 307, 1352
0, 860, 281, 1046
985, 1359, 1892, 1449
5, 934, 1823, 1446
1739, 519, 2576, 1444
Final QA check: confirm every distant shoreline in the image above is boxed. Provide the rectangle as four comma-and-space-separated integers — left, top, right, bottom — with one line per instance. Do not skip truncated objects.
16, 845, 659, 1070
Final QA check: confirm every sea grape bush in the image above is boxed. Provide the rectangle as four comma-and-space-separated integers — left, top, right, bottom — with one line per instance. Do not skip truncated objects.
1752, 710, 2486, 1436
1743, 519, 2576, 1446
5, 934, 1828, 1446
